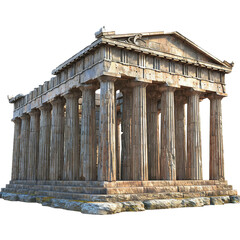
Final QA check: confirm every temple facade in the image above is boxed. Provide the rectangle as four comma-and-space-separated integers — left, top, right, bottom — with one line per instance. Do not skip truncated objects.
1, 29, 239, 214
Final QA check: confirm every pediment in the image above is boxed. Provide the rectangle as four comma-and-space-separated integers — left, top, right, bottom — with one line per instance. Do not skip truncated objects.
110, 32, 228, 67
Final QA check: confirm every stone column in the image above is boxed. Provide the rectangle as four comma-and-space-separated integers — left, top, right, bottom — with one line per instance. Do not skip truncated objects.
80, 85, 96, 181
50, 97, 65, 180
175, 93, 187, 180
121, 88, 133, 180
186, 90, 202, 180
11, 118, 21, 180
38, 103, 52, 180
132, 82, 148, 180
98, 78, 116, 181
116, 111, 121, 180
160, 86, 176, 180
28, 109, 40, 180
147, 91, 160, 180
209, 94, 224, 180
64, 90, 81, 180
19, 114, 30, 180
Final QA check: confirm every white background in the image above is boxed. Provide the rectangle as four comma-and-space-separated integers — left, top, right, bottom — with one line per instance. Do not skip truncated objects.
0, 0, 240, 239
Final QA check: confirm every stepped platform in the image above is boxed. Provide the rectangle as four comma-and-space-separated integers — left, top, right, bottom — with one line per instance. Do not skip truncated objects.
1, 180, 237, 202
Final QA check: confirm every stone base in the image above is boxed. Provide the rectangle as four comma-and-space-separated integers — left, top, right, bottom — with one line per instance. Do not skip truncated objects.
0, 180, 239, 214
1, 192, 240, 215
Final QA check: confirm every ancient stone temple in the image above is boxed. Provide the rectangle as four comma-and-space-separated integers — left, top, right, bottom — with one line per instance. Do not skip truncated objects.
1, 28, 239, 214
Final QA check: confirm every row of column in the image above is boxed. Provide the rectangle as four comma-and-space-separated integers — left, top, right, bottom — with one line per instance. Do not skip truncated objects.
120, 84, 225, 181
11, 78, 224, 182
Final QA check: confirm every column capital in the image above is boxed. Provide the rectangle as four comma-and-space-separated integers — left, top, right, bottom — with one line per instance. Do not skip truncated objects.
63, 89, 81, 100
184, 88, 205, 97
97, 73, 120, 83
79, 84, 98, 91
158, 84, 176, 93
20, 113, 30, 120
11, 117, 21, 123
208, 93, 225, 100
29, 108, 40, 117
51, 96, 66, 106
39, 103, 52, 112
130, 81, 148, 88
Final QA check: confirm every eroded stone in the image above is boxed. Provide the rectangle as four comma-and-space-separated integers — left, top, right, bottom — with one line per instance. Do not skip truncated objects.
181, 198, 204, 207
122, 201, 145, 212
143, 199, 182, 210
210, 196, 224, 205
230, 195, 240, 203
18, 194, 36, 202
81, 202, 123, 215
2, 193, 19, 201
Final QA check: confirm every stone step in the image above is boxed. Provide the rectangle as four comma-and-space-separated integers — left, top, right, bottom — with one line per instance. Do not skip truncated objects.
9, 180, 228, 188
7, 184, 107, 194
2, 187, 237, 202
5, 183, 232, 195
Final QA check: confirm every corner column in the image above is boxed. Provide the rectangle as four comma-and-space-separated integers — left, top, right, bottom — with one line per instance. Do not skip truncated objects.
121, 88, 133, 180
28, 109, 40, 180
209, 94, 224, 180
80, 85, 97, 181
186, 90, 202, 180
132, 82, 148, 180
160, 86, 176, 180
98, 78, 116, 181
19, 114, 30, 180
50, 97, 65, 180
11, 118, 21, 180
175, 93, 187, 180
64, 90, 81, 180
38, 103, 52, 180
147, 90, 160, 180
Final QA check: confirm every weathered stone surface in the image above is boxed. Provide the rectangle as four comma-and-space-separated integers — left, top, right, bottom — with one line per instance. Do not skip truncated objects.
210, 196, 224, 205
221, 196, 230, 203
2, 193, 19, 201
51, 199, 69, 208
200, 197, 211, 205
81, 202, 123, 215
64, 201, 83, 211
181, 198, 204, 207
143, 199, 182, 209
122, 201, 145, 212
230, 195, 240, 203
18, 194, 36, 202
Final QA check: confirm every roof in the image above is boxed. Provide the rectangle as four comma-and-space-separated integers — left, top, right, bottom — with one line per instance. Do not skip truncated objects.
51, 29, 233, 75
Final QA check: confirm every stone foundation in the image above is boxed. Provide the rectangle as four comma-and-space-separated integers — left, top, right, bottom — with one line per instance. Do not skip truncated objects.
1, 191, 239, 215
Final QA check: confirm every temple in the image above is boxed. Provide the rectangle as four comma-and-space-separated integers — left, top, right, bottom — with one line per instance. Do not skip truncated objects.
1, 29, 239, 214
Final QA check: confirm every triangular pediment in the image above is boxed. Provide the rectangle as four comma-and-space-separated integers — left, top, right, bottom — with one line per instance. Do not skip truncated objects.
107, 31, 229, 68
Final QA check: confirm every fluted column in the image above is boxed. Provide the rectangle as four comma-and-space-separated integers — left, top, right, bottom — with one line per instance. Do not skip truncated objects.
50, 97, 65, 180
28, 109, 40, 180
116, 111, 121, 180
209, 94, 224, 180
19, 114, 30, 180
175, 93, 187, 180
64, 90, 81, 180
11, 118, 21, 180
147, 91, 160, 180
80, 85, 96, 180
160, 86, 176, 180
186, 90, 202, 180
98, 78, 116, 181
38, 103, 52, 180
132, 82, 148, 180
121, 88, 133, 180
